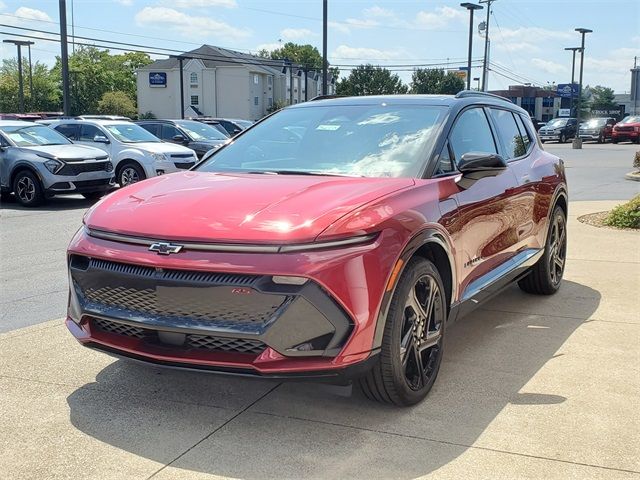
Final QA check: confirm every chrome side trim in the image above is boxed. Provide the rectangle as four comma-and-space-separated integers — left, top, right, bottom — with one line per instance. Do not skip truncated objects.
86, 227, 377, 254
461, 248, 543, 302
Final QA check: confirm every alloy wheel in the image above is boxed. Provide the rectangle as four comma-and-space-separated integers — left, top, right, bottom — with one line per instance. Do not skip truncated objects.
120, 167, 140, 186
400, 274, 444, 391
16, 176, 36, 203
548, 213, 567, 286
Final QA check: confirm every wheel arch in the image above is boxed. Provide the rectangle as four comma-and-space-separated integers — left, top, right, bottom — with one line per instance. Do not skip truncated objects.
371, 227, 457, 351
115, 158, 144, 177
10, 163, 43, 189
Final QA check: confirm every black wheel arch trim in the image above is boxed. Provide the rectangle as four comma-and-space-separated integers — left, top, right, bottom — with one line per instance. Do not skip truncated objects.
371, 227, 456, 351
10, 162, 44, 187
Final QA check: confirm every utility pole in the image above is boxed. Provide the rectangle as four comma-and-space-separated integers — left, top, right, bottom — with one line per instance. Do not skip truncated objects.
479, 0, 494, 91
179, 56, 185, 119
564, 47, 582, 116
322, 0, 328, 96
3, 40, 34, 113
573, 28, 592, 150
27, 42, 33, 108
59, 0, 71, 115
461, 3, 483, 91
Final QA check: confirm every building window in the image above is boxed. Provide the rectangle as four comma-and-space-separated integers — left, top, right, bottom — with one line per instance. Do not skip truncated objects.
521, 97, 535, 115
254, 96, 259, 106
190, 95, 199, 106
253, 74, 259, 84
190, 72, 198, 85
509, 97, 518, 104
542, 97, 554, 107
268, 97, 273, 107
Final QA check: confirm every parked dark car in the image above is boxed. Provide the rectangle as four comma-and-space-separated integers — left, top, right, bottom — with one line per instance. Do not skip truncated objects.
137, 119, 229, 158
196, 117, 254, 136
612, 115, 640, 144
579, 117, 616, 143
66, 92, 567, 406
538, 117, 577, 143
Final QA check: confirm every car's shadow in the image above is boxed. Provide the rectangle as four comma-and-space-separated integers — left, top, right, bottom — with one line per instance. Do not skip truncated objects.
0, 193, 97, 212
67, 280, 600, 479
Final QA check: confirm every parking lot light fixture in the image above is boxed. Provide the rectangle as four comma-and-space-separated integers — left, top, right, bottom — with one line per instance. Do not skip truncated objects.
460, 3, 483, 90
572, 28, 592, 150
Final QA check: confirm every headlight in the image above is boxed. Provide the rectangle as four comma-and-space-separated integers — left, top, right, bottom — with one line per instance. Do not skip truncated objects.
44, 159, 63, 174
150, 152, 167, 162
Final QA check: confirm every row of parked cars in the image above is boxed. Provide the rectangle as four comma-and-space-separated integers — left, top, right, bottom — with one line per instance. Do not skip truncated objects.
0, 116, 253, 207
538, 115, 640, 144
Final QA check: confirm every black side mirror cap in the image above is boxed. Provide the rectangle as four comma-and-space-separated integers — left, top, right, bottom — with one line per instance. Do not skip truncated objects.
458, 152, 507, 173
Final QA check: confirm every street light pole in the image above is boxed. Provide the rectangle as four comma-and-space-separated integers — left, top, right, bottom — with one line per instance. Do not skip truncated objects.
479, 0, 494, 91
572, 28, 592, 150
59, 0, 71, 115
473, 77, 480, 90
3, 40, 34, 113
322, 0, 328, 96
564, 46, 582, 116
461, 3, 483, 91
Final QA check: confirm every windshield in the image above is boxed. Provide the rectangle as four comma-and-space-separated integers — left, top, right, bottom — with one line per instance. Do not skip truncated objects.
196, 104, 447, 178
621, 116, 640, 124
0, 125, 72, 147
104, 123, 160, 143
546, 118, 567, 128
177, 121, 228, 141
234, 120, 253, 129
583, 118, 606, 127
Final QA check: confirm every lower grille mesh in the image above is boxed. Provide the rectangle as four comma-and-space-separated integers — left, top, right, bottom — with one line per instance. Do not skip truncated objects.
92, 318, 266, 355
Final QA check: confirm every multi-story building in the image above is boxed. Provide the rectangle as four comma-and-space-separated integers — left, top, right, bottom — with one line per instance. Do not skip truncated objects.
489, 85, 561, 122
136, 45, 335, 121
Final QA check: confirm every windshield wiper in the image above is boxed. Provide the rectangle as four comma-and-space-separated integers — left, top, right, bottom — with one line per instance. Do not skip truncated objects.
255, 170, 361, 177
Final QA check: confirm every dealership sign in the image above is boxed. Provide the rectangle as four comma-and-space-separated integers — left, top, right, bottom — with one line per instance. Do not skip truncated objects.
591, 108, 622, 117
558, 108, 571, 117
556, 83, 579, 98
149, 72, 167, 88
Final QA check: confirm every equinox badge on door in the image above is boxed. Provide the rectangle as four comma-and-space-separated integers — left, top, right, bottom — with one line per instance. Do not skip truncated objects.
149, 242, 183, 255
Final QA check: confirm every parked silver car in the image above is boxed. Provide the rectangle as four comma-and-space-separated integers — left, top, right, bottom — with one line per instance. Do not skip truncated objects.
0, 121, 115, 207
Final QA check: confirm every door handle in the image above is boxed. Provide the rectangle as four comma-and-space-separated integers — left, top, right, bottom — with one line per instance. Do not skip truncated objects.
521, 175, 531, 184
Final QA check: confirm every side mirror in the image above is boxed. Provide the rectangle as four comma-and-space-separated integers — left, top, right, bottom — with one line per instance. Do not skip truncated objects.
232, 128, 241, 135
458, 152, 507, 173
172, 134, 187, 143
93, 135, 110, 144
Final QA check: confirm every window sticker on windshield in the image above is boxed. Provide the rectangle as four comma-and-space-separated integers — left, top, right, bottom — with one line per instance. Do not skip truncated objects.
316, 124, 341, 131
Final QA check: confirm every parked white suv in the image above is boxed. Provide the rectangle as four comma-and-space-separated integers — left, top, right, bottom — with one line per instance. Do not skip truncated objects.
50, 120, 198, 186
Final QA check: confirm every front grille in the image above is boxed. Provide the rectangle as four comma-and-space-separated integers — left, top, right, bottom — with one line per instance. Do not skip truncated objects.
174, 162, 194, 169
170, 153, 194, 159
92, 318, 265, 355
617, 126, 633, 132
59, 161, 111, 176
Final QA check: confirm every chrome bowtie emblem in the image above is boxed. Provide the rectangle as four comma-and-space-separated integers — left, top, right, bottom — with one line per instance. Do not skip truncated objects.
149, 242, 183, 255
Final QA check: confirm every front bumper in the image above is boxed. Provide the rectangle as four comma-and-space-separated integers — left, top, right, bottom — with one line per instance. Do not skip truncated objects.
46, 176, 116, 194
66, 227, 400, 376
539, 133, 560, 141
578, 131, 601, 140
612, 131, 639, 141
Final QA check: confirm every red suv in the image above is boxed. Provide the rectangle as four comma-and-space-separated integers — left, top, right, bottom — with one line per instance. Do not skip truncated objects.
66, 92, 568, 406
612, 115, 640, 143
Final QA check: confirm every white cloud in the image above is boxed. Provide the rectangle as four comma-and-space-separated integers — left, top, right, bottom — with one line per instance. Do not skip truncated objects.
494, 42, 540, 53
135, 7, 249, 40
332, 45, 405, 61
280, 28, 315, 40
14, 6, 53, 22
255, 42, 282, 53
414, 6, 465, 29
114, 0, 133, 6
531, 58, 567, 75
363, 6, 395, 18
329, 21, 351, 34
345, 18, 379, 28
162, 0, 237, 7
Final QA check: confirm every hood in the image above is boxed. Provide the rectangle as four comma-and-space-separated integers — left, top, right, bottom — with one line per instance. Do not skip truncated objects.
85, 171, 414, 243
126, 142, 195, 155
23, 143, 106, 160
189, 139, 227, 150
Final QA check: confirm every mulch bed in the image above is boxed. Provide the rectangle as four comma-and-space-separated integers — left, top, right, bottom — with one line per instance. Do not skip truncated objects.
577, 211, 639, 231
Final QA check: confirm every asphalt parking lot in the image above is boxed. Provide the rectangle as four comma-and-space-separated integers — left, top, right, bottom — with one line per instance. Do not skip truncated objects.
1, 142, 639, 479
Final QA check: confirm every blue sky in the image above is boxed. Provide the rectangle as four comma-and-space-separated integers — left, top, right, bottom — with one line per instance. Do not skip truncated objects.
1, 0, 638, 93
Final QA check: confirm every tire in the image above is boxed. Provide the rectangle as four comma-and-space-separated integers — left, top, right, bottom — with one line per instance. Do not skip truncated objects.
597, 133, 604, 144
12, 170, 44, 207
518, 206, 567, 295
82, 191, 105, 200
117, 162, 146, 187
612, 138, 618, 144
559, 133, 567, 143
358, 258, 446, 406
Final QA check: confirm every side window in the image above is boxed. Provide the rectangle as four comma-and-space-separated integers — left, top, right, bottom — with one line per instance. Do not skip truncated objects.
140, 123, 159, 137
434, 141, 456, 175
54, 124, 78, 140
0, 133, 9, 146
514, 115, 532, 153
79, 124, 102, 142
161, 125, 182, 141
489, 108, 526, 160
220, 121, 234, 135
449, 108, 497, 164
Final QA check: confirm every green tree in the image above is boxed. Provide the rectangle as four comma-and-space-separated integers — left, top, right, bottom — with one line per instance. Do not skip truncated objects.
97, 91, 136, 118
51, 46, 152, 115
258, 42, 340, 81
0, 58, 61, 113
410, 68, 464, 94
590, 85, 617, 110
336, 64, 408, 96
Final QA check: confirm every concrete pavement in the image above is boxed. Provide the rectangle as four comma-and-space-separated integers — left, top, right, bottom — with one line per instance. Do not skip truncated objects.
1, 199, 638, 479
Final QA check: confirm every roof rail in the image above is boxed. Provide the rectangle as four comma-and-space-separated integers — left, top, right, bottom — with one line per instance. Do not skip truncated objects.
455, 90, 512, 102
309, 94, 344, 101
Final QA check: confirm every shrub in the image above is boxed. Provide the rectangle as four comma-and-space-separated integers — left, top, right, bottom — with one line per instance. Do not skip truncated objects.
604, 195, 640, 229
138, 111, 156, 120
634, 151, 640, 171
97, 91, 136, 118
